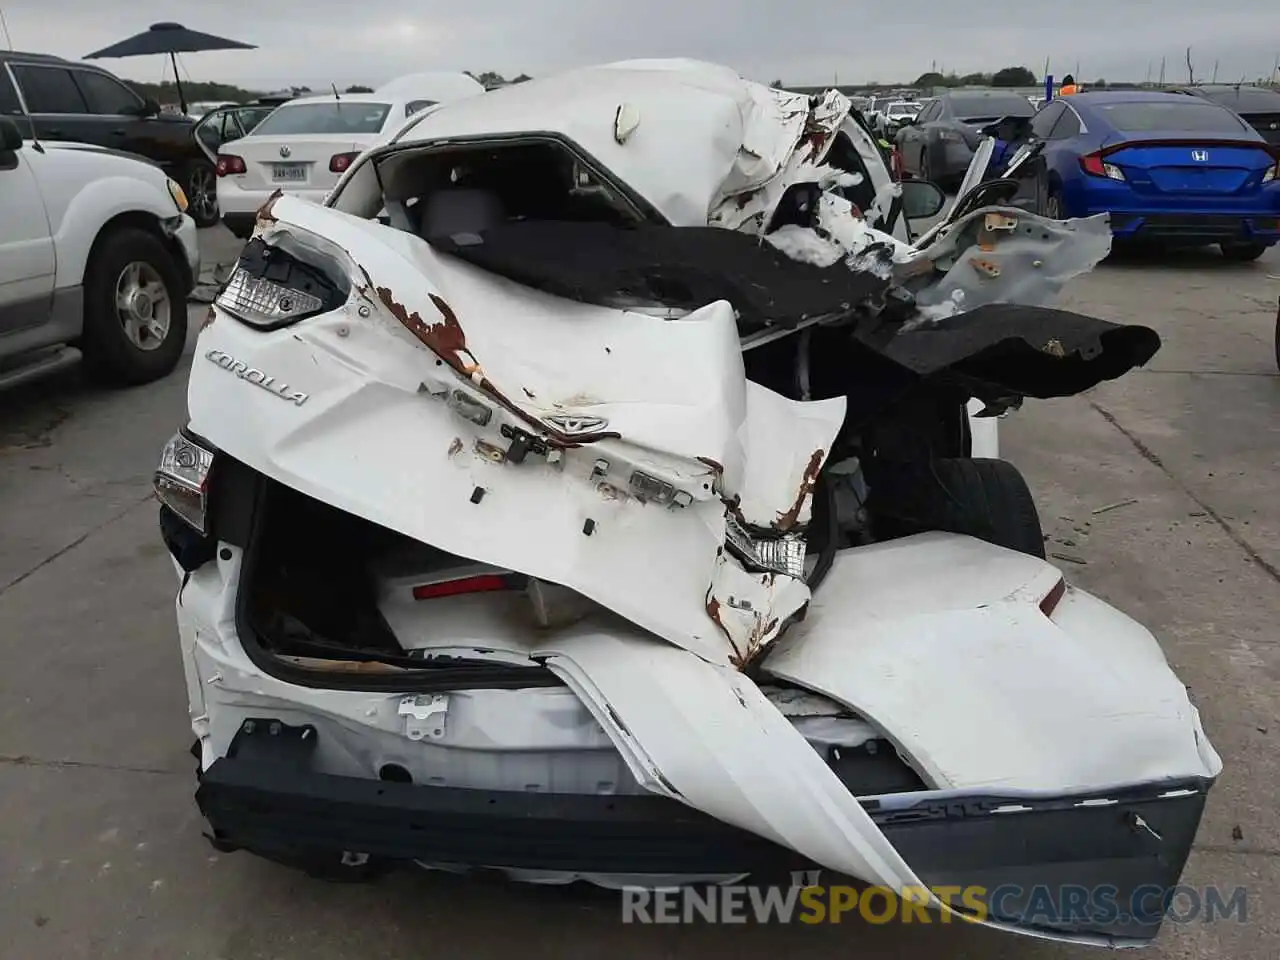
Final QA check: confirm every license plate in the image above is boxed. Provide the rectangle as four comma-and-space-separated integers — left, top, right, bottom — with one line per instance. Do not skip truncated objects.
271, 163, 306, 182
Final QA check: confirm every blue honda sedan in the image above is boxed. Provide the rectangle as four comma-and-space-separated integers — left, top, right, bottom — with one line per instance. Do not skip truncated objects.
1004, 91, 1280, 261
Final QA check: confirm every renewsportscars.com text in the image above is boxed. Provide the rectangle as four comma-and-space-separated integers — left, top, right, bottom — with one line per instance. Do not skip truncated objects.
621, 883, 1249, 926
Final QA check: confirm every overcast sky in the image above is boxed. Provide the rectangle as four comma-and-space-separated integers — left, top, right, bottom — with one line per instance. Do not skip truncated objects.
3, 1, 1277, 91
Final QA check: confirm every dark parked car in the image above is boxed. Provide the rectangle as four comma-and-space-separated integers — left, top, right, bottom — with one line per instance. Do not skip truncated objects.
1167, 84, 1280, 146
896, 89, 1036, 187
0, 50, 219, 226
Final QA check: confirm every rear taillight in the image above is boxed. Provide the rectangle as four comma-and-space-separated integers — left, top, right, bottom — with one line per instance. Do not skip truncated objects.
329, 152, 359, 174
216, 154, 246, 177
154, 432, 216, 533
1080, 152, 1125, 181
412, 573, 524, 601
890, 146, 903, 180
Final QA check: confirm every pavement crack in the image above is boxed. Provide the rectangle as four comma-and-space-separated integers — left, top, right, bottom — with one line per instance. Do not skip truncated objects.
0, 754, 184, 777
0, 492, 156, 598
1137, 369, 1280, 378
1089, 400, 1280, 586
1193, 842, 1280, 858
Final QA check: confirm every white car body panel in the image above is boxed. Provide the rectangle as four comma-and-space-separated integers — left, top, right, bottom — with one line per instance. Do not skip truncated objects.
13, 142, 198, 288
764, 534, 1222, 792
387, 60, 877, 230
374, 71, 486, 102
0, 150, 55, 307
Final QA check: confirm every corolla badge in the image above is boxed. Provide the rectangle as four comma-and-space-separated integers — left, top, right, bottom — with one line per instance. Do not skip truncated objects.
1191, 149, 1209, 162
279, 145, 291, 158
205, 349, 308, 406
545, 414, 609, 435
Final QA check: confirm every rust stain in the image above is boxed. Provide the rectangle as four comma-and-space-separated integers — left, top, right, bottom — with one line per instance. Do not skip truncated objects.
256, 189, 283, 225
475, 439, 506, 462
705, 593, 745, 667
745, 617, 780, 662
696, 457, 725, 475
367, 269, 622, 450
721, 492, 748, 528
201, 305, 216, 331
773, 449, 825, 532
971, 256, 1000, 278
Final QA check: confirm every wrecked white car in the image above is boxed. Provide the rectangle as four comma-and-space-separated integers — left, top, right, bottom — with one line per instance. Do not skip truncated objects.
157, 60, 1220, 946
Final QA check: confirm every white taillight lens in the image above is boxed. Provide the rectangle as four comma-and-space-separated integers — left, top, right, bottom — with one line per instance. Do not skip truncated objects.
155, 433, 215, 533
215, 267, 323, 328
725, 517, 806, 578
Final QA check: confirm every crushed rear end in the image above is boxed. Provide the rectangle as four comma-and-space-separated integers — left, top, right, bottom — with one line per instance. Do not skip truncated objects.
160, 60, 1220, 947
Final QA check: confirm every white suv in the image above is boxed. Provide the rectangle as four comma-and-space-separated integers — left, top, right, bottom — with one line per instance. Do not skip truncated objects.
0, 116, 200, 389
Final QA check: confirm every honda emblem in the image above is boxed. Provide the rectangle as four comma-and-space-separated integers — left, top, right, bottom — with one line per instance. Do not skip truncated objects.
1191, 149, 1208, 162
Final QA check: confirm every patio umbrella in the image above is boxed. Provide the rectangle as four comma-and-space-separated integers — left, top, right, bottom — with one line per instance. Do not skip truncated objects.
84, 22, 256, 114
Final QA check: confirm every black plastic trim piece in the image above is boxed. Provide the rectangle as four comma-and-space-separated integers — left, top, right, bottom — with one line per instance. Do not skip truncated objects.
197, 719, 1213, 944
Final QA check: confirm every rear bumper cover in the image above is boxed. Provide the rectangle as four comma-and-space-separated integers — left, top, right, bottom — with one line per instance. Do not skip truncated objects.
1106, 211, 1280, 243
198, 718, 1213, 945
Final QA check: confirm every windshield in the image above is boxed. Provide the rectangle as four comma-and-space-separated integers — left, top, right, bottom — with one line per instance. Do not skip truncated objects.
1099, 101, 1251, 134
252, 102, 393, 136
887, 103, 920, 117
952, 95, 1037, 120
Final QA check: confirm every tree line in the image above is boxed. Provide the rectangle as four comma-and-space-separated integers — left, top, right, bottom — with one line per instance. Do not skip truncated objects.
124, 71, 534, 105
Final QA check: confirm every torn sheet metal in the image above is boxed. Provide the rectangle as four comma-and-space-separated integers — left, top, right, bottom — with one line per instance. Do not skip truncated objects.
538, 628, 935, 897
388, 60, 834, 227
764, 533, 1222, 792
905, 207, 1114, 321
734, 382, 844, 531
705, 552, 810, 668
191, 196, 838, 668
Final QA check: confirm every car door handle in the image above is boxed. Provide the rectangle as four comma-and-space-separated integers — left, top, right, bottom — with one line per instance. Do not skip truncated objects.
46, 127, 63, 136
109, 128, 126, 136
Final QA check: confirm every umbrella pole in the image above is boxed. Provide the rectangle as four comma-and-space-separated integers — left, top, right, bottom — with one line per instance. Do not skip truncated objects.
169, 51, 187, 114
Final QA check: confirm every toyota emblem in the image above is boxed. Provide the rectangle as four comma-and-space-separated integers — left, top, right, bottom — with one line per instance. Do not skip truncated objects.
279, 145, 291, 158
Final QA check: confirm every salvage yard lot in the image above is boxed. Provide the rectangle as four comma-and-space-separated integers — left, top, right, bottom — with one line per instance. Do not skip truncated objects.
1, 226, 1277, 960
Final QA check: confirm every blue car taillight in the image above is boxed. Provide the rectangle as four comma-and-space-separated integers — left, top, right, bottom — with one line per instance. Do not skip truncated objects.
1081, 152, 1127, 181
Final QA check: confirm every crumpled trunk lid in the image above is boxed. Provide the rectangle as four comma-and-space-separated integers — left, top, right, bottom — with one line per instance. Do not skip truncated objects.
193, 195, 841, 668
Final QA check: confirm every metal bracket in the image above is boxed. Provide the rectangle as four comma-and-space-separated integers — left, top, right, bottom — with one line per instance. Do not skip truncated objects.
398, 694, 450, 741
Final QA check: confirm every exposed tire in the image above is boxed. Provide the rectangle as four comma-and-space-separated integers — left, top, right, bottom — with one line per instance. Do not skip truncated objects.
82, 227, 188, 386
866, 457, 1046, 559
1219, 241, 1267, 263
183, 159, 220, 228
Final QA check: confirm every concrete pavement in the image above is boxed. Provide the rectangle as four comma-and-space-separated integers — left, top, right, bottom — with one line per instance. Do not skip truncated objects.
0, 226, 1276, 959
